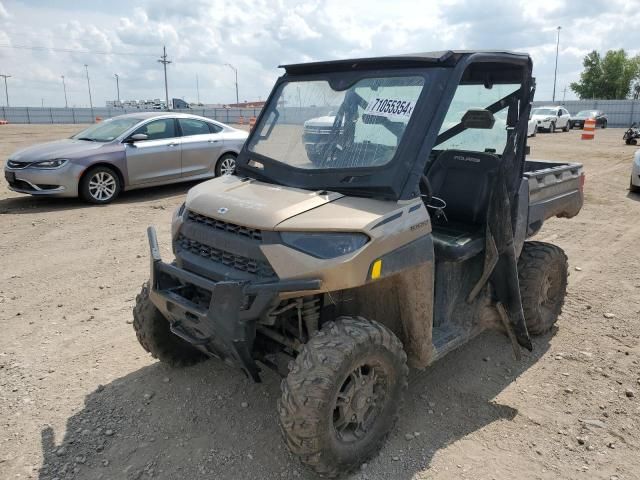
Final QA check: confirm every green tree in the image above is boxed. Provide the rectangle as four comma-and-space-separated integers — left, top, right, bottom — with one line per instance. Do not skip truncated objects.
570, 49, 640, 99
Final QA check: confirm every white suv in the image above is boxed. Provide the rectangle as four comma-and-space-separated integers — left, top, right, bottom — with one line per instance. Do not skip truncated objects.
530, 106, 571, 133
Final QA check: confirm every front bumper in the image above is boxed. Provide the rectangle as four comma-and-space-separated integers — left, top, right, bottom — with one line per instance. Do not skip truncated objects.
146, 226, 321, 381
571, 120, 585, 128
4, 162, 83, 197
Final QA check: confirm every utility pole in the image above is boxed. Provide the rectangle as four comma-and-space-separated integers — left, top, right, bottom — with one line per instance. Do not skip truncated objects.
114, 73, 120, 106
552, 26, 561, 103
196, 74, 200, 105
562, 86, 567, 103
84, 64, 93, 110
0, 74, 11, 107
61, 75, 68, 108
225, 63, 239, 105
158, 46, 171, 110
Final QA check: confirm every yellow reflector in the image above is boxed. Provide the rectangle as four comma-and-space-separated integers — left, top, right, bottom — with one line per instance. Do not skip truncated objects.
371, 259, 382, 279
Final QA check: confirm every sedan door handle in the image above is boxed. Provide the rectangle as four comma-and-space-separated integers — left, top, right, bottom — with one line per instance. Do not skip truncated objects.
168, 142, 179, 147
208, 139, 219, 143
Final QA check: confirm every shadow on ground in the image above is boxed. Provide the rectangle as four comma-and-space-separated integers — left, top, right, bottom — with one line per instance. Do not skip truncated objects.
0, 181, 200, 214
38, 330, 552, 480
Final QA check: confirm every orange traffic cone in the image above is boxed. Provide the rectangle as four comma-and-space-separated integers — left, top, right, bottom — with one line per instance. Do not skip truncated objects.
249, 116, 256, 129
581, 117, 596, 140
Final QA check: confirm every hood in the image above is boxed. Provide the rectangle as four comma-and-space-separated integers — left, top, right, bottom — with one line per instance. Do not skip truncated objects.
8, 138, 111, 163
304, 115, 338, 128
186, 175, 343, 230
530, 113, 554, 120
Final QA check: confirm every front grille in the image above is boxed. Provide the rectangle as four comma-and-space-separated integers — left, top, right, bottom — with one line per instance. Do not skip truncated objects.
187, 211, 262, 241
177, 234, 276, 277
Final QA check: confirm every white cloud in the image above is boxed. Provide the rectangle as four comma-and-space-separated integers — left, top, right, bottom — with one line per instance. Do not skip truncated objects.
0, 0, 639, 106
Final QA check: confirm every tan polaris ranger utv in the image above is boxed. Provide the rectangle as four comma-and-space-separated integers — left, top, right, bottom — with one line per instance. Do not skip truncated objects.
133, 51, 584, 477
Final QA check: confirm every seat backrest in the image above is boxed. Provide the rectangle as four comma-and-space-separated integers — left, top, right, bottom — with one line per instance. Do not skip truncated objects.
426, 149, 500, 225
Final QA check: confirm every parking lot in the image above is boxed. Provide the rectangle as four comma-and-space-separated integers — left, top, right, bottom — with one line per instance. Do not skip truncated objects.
1, 124, 639, 479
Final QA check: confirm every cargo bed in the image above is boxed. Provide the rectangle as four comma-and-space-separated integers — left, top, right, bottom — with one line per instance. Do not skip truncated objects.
524, 159, 584, 236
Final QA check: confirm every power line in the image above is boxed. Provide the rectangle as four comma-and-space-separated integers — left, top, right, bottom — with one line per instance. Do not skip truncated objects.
0, 43, 157, 57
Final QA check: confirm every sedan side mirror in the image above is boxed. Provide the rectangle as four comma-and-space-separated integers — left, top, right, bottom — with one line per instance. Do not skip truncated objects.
126, 133, 148, 143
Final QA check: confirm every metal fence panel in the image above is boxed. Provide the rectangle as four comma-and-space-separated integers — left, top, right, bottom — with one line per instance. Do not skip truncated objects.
533, 100, 640, 127
0, 106, 263, 125
4, 101, 640, 128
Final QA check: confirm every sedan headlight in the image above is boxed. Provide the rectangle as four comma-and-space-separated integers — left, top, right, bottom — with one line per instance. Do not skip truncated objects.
281, 231, 369, 259
32, 158, 69, 169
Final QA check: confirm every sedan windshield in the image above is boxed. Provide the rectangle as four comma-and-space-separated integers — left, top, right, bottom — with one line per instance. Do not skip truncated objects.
576, 110, 597, 117
248, 75, 425, 169
72, 117, 142, 142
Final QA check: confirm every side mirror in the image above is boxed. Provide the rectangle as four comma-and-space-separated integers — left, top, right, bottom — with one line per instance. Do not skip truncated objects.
461, 109, 495, 129
125, 133, 148, 143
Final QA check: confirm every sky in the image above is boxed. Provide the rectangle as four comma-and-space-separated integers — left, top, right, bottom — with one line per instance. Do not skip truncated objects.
0, 0, 639, 108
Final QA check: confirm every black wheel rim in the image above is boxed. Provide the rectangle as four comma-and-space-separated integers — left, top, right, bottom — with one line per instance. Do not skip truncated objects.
332, 362, 388, 443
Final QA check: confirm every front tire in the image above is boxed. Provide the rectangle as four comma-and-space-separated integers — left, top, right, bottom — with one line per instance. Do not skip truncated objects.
79, 166, 121, 204
518, 242, 568, 335
279, 317, 408, 478
549, 122, 556, 134
631, 175, 640, 193
215, 153, 236, 176
601, 120, 607, 129
133, 282, 207, 367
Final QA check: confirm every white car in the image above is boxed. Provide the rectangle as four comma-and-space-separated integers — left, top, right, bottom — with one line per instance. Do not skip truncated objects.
631, 150, 640, 193
530, 106, 571, 133
528, 118, 537, 137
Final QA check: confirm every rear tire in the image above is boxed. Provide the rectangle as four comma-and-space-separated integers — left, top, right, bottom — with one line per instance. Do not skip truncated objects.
133, 282, 207, 367
562, 122, 569, 132
279, 316, 408, 478
601, 120, 607, 129
631, 175, 640, 193
215, 153, 237, 176
79, 166, 121, 204
518, 242, 568, 335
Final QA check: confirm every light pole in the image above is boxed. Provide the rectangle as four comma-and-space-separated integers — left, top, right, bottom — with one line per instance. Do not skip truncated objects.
224, 63, 239, 105
84, 64, 93, 110
61, 75, 68, 108
196, 74, 200, 105
552, 26, 561, 103
0, 74, 11, 107
114, 73, 120, 106
158, 46, 171, 110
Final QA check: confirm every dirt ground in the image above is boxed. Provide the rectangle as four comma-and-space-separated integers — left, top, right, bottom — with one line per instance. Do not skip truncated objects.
0, 123, 639, 480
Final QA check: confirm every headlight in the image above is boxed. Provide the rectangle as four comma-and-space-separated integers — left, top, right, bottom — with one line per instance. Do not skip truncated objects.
544, 117, 553, 122
171, 202, 187, 238
281, 231, 369, 259
32, 159, 69, 169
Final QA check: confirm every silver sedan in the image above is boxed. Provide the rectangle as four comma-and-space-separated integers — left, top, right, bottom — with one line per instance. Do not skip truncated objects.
4, 112, 248, 203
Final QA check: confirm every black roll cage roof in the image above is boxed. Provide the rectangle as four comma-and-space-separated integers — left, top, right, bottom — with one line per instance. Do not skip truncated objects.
236, 50, 534, 201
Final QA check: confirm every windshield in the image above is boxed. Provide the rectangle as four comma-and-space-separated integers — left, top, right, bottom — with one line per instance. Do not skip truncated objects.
72, 117, 142, 142
531, 108, 556, 116
434, 83, 520, 153
248, 75, 425, 169
576, 110, 597, 117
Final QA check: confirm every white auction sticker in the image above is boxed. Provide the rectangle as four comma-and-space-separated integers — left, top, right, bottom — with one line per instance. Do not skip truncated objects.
364, 97, 415, 121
